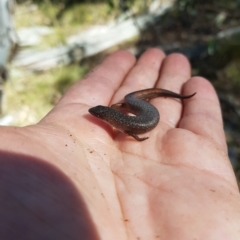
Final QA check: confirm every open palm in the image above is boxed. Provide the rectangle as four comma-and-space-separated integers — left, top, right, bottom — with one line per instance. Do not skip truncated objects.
1, 49, 240, 240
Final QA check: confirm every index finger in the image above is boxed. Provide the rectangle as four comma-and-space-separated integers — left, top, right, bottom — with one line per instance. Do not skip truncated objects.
59, 50, 136, 108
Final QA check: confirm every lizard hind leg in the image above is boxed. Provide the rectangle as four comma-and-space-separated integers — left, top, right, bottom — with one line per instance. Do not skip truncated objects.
125, 131, 149, 141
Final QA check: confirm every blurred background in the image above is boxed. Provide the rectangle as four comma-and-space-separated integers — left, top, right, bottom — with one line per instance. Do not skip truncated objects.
1, 0, 240, 182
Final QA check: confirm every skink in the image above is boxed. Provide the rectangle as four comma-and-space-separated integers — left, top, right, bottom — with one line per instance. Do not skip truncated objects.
89, 88, 196, 141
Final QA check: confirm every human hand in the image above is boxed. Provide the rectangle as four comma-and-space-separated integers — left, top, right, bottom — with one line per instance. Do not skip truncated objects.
1, 49, 240, 240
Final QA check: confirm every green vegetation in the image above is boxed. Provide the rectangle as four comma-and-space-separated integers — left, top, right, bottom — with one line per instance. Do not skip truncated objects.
8, 1, 117, 126
5, 64, 88, 126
